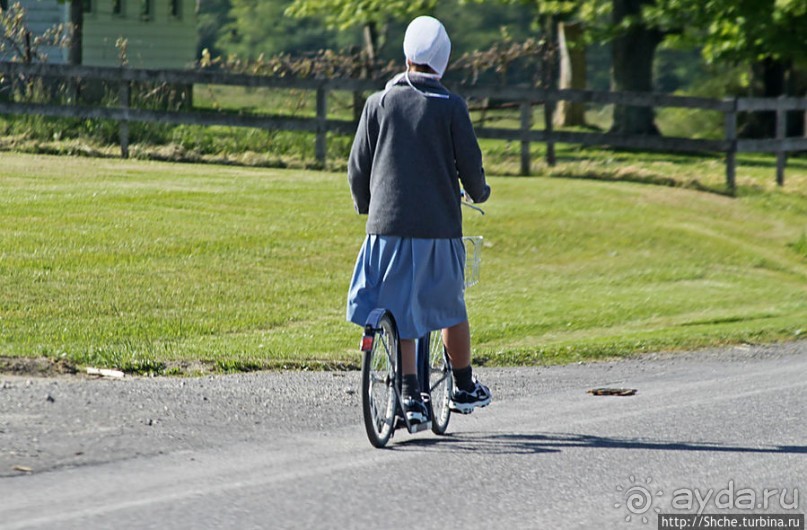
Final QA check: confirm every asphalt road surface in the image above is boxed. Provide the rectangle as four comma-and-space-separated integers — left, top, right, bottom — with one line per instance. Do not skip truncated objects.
1, 342, 806, 529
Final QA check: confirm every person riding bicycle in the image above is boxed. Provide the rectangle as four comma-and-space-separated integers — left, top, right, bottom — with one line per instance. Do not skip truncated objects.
346, 15, 492, 424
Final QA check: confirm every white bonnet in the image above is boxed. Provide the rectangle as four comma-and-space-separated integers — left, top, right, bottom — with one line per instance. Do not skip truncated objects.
403, 16, 451, 78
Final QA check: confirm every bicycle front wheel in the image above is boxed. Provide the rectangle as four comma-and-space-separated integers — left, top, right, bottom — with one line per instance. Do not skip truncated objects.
361, 312, 400, 448
427, 330, 453, 435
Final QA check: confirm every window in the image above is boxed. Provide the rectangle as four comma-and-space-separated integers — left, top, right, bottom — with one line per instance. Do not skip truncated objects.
140, 0, 151, 20
112, 0, 123, 15
83, 0, 92, 13
170, 0, 181, 19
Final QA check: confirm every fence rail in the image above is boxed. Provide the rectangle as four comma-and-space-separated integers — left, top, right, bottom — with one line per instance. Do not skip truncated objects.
1, 62, 805, 188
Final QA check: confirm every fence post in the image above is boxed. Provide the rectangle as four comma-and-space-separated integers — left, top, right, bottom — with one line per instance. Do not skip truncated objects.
775, 96, 786, 186
67, 75, 79, 105
315, 85, 327, 166
803, 108, 807, 144
723, 97, 738, 191
118, 79, 130, 159
519, 100, 532, 176
543, 93, 556, 167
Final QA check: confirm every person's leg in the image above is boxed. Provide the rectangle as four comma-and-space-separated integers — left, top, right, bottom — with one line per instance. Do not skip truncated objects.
400, 338, 427, 423
443, 320, 492, 413
400, 339, 420, 400
442, 320, 471, 369
443, 321, 475, 392
400, 339, 417, 375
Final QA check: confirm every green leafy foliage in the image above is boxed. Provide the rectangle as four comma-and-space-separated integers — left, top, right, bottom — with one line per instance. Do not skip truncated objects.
646, 0, 807, 65
285, 0, 436, 31
196, 0, 232, 56
218, 0, 353, 59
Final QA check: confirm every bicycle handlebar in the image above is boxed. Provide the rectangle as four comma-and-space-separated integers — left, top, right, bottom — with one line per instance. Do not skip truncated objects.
460, 190, 485, 215
462, 201, 485, 215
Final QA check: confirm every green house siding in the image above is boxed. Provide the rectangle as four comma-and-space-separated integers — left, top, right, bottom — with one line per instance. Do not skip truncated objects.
82, 0, 197, 68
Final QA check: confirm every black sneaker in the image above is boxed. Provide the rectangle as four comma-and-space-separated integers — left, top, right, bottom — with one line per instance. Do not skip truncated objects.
449, 379, 492, 414
403, 396, 428, 424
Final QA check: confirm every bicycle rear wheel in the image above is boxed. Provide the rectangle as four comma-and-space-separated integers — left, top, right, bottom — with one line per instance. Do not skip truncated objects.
361, 312, 400, 448
427, 330, 453, 435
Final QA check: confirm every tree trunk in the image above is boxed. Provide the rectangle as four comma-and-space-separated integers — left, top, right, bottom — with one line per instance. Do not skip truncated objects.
554, 21, 587, 127
610, 0, 661, 135
741, 57, 789, 138
362, 22, 377, 64
68, 0, 83, 65
787, 65, 806, 138
0, 0, 8, 102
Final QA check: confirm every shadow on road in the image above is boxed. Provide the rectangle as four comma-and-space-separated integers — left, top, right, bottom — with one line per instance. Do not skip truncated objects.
391, 432, 807, 456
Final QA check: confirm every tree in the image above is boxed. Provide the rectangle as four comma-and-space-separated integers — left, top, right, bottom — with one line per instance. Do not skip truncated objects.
646, 0, 807, 135
554, 21, 587, 126
285, 0, 436, 66
435, 1, 535, 56
197, 0, 232, 58
66, 0, 82, 64
648, 0, 807, 70
467, 0, 668, 134
218, 0, 346, 59
610, 0, 661, 134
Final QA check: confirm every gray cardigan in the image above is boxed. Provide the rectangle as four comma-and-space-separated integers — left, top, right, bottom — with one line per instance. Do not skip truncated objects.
348, 73, 490, 239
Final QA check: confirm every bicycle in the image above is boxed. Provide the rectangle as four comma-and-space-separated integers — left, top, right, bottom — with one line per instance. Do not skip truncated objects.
359, 231, 484, 448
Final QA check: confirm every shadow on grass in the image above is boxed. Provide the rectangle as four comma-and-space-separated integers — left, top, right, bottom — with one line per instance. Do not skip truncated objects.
389, 431, 807, 456
531, 146, 806, 197
552, 147, 725, 167
546, 169, 734, 197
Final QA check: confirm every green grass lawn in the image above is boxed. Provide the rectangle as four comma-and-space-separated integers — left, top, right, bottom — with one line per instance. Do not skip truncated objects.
1, 152, 806, 374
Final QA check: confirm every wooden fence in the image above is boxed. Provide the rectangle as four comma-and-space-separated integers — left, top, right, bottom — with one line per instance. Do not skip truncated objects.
1, 62, 806, 189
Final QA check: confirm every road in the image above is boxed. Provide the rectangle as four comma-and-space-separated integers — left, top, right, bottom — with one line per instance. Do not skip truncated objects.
1, 342, 806, 529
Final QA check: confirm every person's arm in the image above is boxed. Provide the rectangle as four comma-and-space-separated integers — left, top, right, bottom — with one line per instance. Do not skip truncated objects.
451, 97, 490, 203
348, 101, 375, 214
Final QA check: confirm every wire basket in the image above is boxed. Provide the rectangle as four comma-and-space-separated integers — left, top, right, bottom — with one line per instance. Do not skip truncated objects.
463, 236, 483, 288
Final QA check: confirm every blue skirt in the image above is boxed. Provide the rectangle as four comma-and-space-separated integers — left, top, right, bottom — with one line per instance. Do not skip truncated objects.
346, 236, 467, 339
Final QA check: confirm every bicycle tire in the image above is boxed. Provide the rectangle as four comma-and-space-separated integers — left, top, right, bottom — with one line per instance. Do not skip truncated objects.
427, 330, 453, 435
361, 311, 400, 448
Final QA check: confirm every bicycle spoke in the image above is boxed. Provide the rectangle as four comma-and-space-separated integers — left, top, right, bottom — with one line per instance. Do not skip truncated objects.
380, 333, 394, 366
429, 373, 448, 392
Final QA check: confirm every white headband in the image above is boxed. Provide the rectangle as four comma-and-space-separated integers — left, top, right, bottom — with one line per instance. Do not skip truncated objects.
403, 16, 451, 78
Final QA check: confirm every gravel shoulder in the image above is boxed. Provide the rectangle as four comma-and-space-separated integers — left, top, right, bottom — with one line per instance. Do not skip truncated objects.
2, 340, 805, 478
